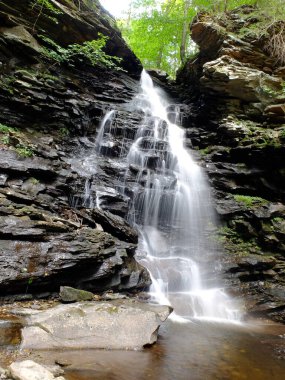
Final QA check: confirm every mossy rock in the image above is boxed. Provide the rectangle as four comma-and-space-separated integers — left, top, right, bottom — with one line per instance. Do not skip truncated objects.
59, 286, 94, 303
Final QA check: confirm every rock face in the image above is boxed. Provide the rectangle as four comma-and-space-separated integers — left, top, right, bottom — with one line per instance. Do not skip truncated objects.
17, 301, 172, 350
0, 0, 150, 299
177, 6, 285, 322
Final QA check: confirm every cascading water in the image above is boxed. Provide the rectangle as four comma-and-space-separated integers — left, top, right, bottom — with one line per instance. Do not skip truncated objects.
95, 70, 241, 322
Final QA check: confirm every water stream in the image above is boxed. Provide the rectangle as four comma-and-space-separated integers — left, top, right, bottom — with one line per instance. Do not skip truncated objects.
97, 70, 240, 322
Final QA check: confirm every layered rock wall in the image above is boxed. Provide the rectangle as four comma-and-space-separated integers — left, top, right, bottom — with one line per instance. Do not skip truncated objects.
177, 5, 285, 321
0, 0, 150, 300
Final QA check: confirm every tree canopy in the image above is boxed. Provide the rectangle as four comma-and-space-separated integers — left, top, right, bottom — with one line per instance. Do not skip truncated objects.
117, 0, 285, 77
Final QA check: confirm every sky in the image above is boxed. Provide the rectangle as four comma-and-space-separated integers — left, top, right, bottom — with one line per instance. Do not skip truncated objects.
99, 0, 131, 18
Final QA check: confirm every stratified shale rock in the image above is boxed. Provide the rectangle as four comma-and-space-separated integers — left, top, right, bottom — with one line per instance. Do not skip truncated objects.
177, 5, 285, 322
0, 0, 150, 300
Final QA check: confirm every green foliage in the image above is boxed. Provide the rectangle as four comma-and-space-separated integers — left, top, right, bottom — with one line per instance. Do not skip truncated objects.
1, 135, 10, 145
15, 146, 34, 158
0, 123, 13, 133
233, 194, 268, 207
31, 0, 63, 15
119, 0, 197, 77
192, 0, 256, 13
59, 127, 69, 137
40, 34, 123, 70
31, 177, 39, 185
0, 123, 34, 157
30, 0, 63, 24
119, 0, 285, 77
0, 123, 15, 145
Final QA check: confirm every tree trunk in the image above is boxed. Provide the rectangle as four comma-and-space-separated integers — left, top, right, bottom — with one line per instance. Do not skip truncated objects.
180, 0, 191, 64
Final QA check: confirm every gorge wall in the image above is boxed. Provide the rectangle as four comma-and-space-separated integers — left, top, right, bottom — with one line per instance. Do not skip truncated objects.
177, 5, 285, 322
0, 0, 150, 300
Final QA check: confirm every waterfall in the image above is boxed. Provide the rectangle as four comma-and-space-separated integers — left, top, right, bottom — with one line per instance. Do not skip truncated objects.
96, 70, 241, 322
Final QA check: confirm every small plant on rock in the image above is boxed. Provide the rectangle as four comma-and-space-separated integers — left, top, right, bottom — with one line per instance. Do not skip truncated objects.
15, 146, 34, 158
59, 127, 69, 137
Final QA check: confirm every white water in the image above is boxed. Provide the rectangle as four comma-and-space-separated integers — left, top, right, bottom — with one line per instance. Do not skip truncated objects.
127, 71, 240, 322
96, 70, 241, 322
95, 110, 116, 155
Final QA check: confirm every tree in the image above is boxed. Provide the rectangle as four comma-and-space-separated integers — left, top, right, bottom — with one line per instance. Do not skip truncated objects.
119, 0, 196, 77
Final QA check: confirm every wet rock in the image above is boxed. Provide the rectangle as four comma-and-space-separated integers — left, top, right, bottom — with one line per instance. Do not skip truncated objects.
101, 291, 128, 300
265, 104, 285, 116
0, 174, 7, 186
19, 301, 172, 350
0, 228, 150, 298
43, 365, 64, 378
0, 151, 57, 179
59, 286, 94, 303
1, 25, 42, 53
9, 360, 65, 380
237, 256, 277, 271
0, 0, 150, 304
91, 207, 138, 243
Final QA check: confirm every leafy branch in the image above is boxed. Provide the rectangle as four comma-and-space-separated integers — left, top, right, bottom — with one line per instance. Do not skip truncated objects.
39, 34, 124, 70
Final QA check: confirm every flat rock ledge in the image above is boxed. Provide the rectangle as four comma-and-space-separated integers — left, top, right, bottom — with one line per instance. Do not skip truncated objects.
14, 300, 172, 350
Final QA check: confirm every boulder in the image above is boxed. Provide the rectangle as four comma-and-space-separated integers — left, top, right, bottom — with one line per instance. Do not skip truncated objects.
59, 286, 94, 303
19, 301, 172, 350
9, 360, 65, 380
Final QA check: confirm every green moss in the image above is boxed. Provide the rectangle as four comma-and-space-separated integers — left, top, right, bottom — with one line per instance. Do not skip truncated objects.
30, 177, 39, 185
59, 127, 69, 137
233, 194, 268, 207
217, 225, 261, 256
0, 123, 35, 157
1, 135, 10, 145
199, 147, 211, 156
272, 217, 283, 223
1, 76, 16, 95
106, 306, 119, 314
0, 123, 16, 133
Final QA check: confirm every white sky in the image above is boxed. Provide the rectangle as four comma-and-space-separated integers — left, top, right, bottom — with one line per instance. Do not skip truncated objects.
99, 0, 131, 18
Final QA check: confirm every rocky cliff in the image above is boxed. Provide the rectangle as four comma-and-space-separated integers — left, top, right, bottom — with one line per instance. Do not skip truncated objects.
0, 0, 150, 300
177, 5, 285, 322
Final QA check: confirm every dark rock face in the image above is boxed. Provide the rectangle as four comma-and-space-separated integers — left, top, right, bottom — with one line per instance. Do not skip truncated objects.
0, 0, 142, 134
177, 6, 285, 322
0, 0, 150, 300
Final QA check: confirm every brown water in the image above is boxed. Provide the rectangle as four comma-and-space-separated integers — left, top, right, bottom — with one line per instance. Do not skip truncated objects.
2, 319, 283, 380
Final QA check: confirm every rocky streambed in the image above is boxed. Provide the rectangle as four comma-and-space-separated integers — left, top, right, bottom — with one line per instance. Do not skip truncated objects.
0, 294, 172, 380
